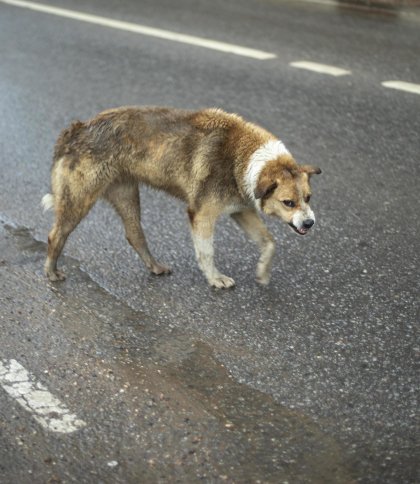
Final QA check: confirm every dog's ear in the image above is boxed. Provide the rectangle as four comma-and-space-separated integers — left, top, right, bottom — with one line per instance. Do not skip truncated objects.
300, 165, 322, 176
254, 178, 278, 200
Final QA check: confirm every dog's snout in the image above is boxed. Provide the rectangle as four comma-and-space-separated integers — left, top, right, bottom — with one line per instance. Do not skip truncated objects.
302, 219, 314, 229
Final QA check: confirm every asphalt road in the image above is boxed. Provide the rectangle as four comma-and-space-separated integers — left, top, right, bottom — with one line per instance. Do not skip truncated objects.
0, 0, 419, 482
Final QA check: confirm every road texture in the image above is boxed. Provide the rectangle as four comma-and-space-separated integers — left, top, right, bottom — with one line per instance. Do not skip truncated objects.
0, 0, 419, 482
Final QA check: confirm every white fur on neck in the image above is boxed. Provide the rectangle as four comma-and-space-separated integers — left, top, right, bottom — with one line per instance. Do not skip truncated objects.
244, 140, 290, 208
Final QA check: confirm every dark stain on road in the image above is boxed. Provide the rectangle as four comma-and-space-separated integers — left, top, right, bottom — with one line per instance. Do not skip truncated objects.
1, 219, 355, 483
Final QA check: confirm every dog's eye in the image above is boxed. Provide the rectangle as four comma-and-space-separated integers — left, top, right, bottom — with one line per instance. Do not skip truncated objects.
283, 200, 295, 208
304, 195, 311, 203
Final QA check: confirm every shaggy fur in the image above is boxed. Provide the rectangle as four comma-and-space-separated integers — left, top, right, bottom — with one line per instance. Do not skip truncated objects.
42, 106, 321, 288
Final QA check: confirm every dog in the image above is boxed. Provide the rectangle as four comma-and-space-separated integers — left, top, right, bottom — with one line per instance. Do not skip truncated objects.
42, 106, 321, 288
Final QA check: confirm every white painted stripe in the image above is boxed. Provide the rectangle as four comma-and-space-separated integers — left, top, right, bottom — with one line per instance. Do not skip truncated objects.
0, 0, 276, 60
0, 359, 86, 433
290, 61, 351, 77
382, 81, 420, 95
296, 0, 336, 6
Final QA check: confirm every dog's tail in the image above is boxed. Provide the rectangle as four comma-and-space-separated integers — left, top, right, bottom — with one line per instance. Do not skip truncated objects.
41, 193, 55, 212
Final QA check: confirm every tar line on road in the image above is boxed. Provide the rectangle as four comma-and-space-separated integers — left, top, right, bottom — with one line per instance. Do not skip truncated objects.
0, 358, 86, 433
0, 219, 355, 482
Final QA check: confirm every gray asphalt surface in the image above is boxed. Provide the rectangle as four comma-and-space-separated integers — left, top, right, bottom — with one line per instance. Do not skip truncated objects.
0, 0, 419, 482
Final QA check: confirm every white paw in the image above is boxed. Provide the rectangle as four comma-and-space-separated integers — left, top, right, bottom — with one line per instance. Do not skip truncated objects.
209, 274, 235, 289
256, 274, 270, 285
150, 262, 172, 275
256, 266, 271, 285
47, 269, 66, 282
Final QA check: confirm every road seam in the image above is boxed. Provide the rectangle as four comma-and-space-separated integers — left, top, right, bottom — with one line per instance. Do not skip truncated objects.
0, 0, 276, 60
0, 358, 86, 433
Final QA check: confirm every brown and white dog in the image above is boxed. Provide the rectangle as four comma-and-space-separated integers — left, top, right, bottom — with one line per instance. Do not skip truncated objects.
42, 107, 321, 288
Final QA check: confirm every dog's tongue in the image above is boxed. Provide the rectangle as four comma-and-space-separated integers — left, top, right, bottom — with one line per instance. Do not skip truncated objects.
298, 227, 308, 234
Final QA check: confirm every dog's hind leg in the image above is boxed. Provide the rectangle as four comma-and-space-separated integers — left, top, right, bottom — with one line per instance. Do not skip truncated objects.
188, 206, 235, 289
45, 186, 98, 281
231, 209, 275, 285
104, 182, 171, 275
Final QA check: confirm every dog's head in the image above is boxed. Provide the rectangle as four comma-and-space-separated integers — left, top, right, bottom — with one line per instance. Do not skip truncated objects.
255, 161, 321, 235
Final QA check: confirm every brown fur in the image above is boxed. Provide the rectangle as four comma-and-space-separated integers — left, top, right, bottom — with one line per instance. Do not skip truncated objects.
43, 106, 320, 288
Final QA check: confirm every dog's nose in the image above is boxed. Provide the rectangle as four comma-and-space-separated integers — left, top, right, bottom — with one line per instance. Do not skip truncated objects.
302, 219, 314, 229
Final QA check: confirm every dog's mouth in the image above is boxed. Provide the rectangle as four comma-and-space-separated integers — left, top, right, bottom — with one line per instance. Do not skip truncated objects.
288, 223, 309, 236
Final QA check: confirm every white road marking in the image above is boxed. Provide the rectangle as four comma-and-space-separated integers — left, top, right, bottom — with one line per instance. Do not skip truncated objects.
0, 0, 276, 60
0, 358, 86, 433
382, 81, 420, 95
299, 0, 336, 5
290, 61, 351, 76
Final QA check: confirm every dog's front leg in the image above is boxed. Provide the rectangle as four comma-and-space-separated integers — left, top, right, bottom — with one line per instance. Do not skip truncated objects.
188, 208, 235, 289
231, 209, 275, 285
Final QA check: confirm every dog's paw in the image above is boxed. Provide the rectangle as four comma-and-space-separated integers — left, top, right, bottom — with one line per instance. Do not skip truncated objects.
256, 275, 270, 285
46, 270, 66, 282
209, 275, 235, 289
256, 263, 271, 285
150, 262, 172, 275
256, 270, 270, 285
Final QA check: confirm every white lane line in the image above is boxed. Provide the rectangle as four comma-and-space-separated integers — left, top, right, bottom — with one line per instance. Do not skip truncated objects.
0, 358, 86, 433
0, 0, 276, 60
290, 60, 351, 77
382, 81, 420, 95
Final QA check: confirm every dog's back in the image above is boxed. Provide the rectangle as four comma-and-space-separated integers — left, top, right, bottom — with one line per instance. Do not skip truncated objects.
51, 106, 245, 203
